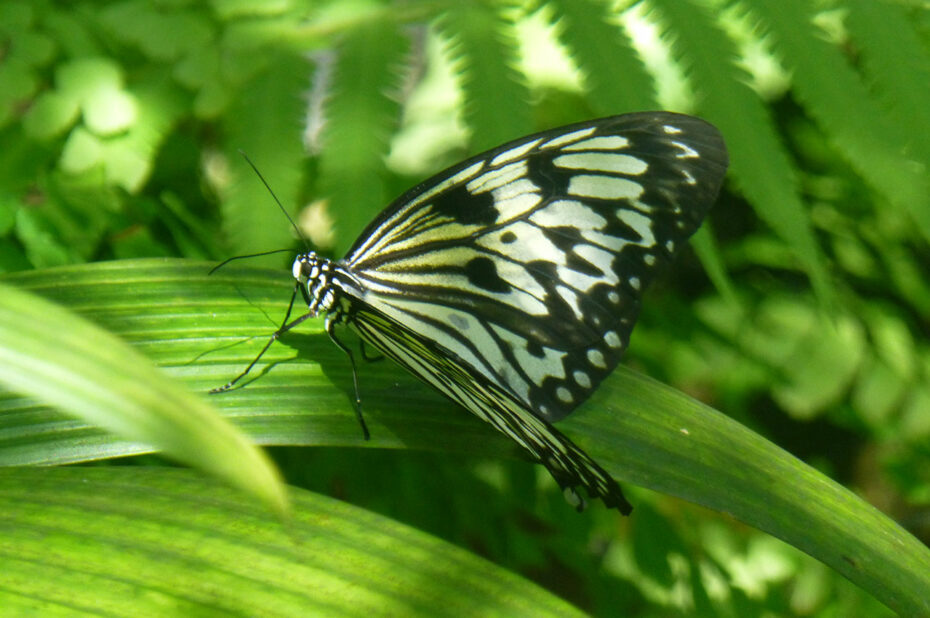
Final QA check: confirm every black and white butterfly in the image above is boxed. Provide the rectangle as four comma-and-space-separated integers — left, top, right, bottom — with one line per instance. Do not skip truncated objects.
218, 111, 728, 514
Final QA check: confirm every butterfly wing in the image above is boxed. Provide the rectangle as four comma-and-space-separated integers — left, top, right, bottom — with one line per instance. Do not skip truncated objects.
342, 112, 728, 422
346, 299, 633, 513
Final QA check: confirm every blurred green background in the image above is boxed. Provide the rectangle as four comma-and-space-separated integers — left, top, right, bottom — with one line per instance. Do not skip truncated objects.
1, 0, 929, 615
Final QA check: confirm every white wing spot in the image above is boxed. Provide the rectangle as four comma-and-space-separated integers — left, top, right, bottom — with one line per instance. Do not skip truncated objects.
665, 240, 675, 252
605, 330, 622, 348
557, 265, 608, 293
607, 291, 620, 304
556, 386, 573, 403
467, 161, 527, 194
484, 325, 538, 400
478, 221, 567, 268
573, 370, 592, 389
629, 276, 641, 291
562, 135, 630, 151
587, 349, 607, 368
568, 175, 642, 200
682, 169, 697, 185
672, 141, 699, 159
553, 153, 647, 175
530, 199, 606, 230
540, 127, 596, 150
663, 125, 683, 134
573, 243, 615, 277
370, 297, 501, 379
644, 254, 656, 266
366, 251, 548, 314
490, 138, 542, 166
618, 209, 655, 246
478, 221, 566, 270
501, 327, 568, 384
407, 161, 485, 210
491, 183, 542, 220
581, 229, 630, 252
556, 285, 584, 319
631, 198, 656, 213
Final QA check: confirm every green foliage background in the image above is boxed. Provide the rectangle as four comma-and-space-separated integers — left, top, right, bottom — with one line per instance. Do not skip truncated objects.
1, 0, 929, 615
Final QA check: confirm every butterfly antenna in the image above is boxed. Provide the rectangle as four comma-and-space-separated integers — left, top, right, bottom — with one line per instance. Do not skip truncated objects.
209, 248, 298, 274
238, 150, 312, 252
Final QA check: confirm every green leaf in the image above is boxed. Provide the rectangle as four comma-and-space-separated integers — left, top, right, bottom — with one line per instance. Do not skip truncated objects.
750, 0, 930, 244
437, 3, 532, 151
0, 279, 288, 516
548, 0, 657, 114
318, 20, 410, 253
99, 78, 187, 192
2, 258, 929, 614
221, 52, 310, 258
844, 0, 930, 162
0, 466, 584, 617
56, 56, 124, 109
0, 58, 38, 129
98, 2, 213, 61
22, 90, 81, 139
0, 259, 511, 462
653, 0, 833, 304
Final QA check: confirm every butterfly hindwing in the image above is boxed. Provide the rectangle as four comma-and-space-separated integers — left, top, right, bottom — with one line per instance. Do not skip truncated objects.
343, 299, 632, 512
340, 112, 727, 422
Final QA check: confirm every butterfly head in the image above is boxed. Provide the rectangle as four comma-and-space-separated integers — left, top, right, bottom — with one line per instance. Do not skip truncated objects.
292, 252, 337, 315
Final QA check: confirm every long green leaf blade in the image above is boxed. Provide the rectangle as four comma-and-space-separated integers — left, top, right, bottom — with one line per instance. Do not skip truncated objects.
2, 259, 929, 614
0, 467, 584, 617
0, 279, 288, 516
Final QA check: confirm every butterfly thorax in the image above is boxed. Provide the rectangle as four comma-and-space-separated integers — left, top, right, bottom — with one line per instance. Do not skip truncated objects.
292, 252, 350, 316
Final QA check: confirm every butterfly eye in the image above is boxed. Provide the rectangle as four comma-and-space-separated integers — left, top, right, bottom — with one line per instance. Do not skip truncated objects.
291, 259, 305, 281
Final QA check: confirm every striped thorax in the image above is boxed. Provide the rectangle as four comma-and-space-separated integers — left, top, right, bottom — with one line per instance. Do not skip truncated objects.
292, 252, 341, 316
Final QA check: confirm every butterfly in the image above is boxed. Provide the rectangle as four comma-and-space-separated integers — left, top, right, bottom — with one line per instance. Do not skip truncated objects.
217, 111, 728, 513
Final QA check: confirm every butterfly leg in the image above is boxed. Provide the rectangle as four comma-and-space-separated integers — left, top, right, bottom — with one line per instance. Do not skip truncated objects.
211, 284, 314, 393
325, 315, 371, 441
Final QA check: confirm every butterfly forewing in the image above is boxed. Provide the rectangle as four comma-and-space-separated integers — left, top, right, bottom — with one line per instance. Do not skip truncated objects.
342, 112, 728, 422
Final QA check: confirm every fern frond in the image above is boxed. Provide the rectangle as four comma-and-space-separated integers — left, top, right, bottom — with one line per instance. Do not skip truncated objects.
652, 0, 833, 302
222, 53, 310, 258
436, 2, 532, 151
548, 0, 657, 114
319, 21, 411, 253
748, 0, 930, 243
844, 0, 930, 163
